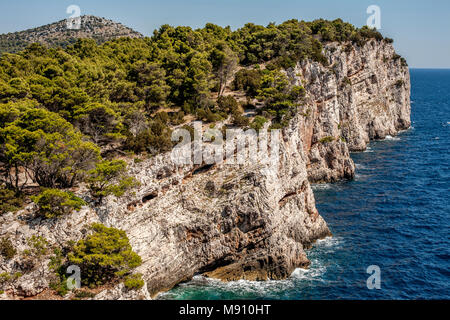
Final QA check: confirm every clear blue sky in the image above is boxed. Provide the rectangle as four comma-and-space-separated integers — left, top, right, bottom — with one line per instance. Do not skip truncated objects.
0, 0, 449, 68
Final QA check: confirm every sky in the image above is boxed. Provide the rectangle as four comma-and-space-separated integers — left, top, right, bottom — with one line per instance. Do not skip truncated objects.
0, 0, 449, 68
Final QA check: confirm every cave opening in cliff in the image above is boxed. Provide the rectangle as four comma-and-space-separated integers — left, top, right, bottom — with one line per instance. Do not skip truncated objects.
192, 164, 215, 175
142, 192, 158, 203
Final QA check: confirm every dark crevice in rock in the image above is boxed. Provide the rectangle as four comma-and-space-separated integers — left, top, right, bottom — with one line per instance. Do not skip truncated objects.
142, 192, 158, 203
192, 164, 215, 175
279, 191, 298, 207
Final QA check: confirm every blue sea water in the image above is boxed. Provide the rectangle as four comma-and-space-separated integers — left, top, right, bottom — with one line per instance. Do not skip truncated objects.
160, 69, 450, 300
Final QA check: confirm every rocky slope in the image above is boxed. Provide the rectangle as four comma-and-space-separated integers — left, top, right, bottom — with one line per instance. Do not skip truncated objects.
0, 39, 410, 299
0, 15, 143, 53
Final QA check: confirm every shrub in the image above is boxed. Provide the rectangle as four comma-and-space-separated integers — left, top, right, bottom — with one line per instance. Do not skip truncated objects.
0, 272, 22, 291
124, 273, 144, 290
0, 237, 16, 260
181, 124, 195, 141
400, 57, 408, 67
395, 80, 405, 88
196, 107, 223, 123
48, 247, 72, 296
73, 103, 123, 145
0, 104, 100, 190
125, 119, 173, 154
231, 113, 250, 127
319, 136, 335, 144
24, 235, 49, 259
74, 289, 96, 299
87, 160, 138, 203
232, 69, 261, 97
32, 189, 85, 219
250, 116, 268, 130
255, 69, 304, 128
217, 96, 239, 114
49, 277, 69, 297
0, 188, 23, 215
125, 130, 150, 154
21, 235, 49, 272
67, 223, 142, 288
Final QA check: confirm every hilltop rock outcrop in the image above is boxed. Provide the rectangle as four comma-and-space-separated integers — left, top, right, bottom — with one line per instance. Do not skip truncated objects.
0, 15, 143, 53
0, 39, 410, 299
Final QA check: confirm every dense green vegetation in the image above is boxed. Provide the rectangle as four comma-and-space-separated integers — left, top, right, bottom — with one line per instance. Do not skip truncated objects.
124, 273, 145, 290
0, 237, 16, 260
0, 18, 392, 215
0, 187, 24, 214
67, 223, 142, 288
0, 18, 385, 142
32, 189, 85, 218
46, 223, 144, 296
0, 100, 100, 191
87, 160, 137, 204
319, 136, 335, 144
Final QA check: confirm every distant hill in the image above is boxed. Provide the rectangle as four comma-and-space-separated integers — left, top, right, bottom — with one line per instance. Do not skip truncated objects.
0, 15, 143, 53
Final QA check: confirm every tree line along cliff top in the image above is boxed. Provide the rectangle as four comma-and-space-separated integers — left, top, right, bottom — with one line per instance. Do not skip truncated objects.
0, 18, 402, 212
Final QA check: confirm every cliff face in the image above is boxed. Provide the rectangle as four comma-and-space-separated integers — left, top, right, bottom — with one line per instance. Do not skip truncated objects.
289, 40, 411, 183
0, 40, 410, 299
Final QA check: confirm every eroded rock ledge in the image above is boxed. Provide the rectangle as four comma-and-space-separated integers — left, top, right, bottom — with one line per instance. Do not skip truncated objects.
0, 40, 410, 299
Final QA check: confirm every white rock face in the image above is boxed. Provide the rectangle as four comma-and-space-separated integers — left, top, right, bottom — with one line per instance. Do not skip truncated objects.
92, 282, 151, 300
0, 40, 410, 299
290, 41, 410, 182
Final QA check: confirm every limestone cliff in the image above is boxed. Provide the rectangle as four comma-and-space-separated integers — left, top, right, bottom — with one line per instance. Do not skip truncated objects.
0, 39, 410, 299
290, 41, 411, 182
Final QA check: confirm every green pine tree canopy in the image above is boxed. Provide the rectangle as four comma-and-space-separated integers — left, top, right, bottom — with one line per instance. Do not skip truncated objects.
0, 19, 387, 194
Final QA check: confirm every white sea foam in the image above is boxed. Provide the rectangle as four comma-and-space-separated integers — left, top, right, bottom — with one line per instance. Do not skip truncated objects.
354, 173, 368, 181
355, 163, 366, 170
399, 125, 415, 134
178, 274, 295, 296
290, 264, 326, 280
291, 236, 343, 281
384, 135, 401, 141
158, 236, 343, 299
313, 236, 343, 248
311, 183, 333, 191
364, 146, 374, 153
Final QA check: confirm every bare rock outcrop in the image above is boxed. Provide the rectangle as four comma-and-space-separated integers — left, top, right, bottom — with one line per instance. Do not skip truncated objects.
287, 40, 410, 182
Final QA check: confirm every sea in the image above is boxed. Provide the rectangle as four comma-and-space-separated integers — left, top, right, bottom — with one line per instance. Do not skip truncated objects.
160, 69, 450, 300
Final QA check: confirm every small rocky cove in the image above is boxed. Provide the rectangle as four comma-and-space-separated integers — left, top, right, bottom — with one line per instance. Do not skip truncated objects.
0, 39, 410, 300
